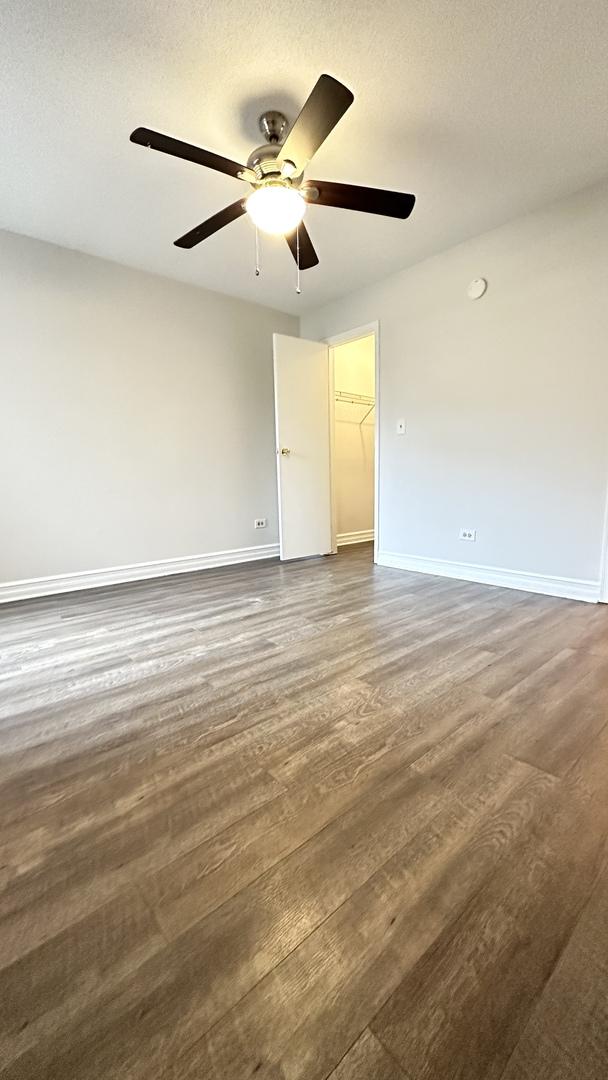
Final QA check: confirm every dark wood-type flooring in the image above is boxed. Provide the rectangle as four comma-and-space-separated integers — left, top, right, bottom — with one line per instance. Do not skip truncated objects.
1, 543, 608, 1078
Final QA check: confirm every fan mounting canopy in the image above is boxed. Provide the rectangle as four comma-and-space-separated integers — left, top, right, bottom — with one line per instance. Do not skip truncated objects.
258, 110, 288, 144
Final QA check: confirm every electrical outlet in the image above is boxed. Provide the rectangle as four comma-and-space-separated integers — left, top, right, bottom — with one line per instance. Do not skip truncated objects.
459, 528, 476, 541
254, 518, 267, 529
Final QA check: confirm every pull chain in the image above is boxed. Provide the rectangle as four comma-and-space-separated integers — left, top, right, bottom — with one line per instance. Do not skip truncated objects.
254, 225, 260, 276
295, 225, 301, 295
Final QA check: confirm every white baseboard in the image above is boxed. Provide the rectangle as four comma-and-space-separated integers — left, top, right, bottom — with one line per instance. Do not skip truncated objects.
376, 550, 599, 603
337, 529, 375, 547
0, 543, 280, 604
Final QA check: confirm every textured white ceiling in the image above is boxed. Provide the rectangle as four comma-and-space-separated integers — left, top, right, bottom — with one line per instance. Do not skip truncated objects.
1, 1, 607, 315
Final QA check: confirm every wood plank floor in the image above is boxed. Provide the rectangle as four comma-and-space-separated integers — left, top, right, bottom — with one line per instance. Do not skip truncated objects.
1, 542, 608, 1079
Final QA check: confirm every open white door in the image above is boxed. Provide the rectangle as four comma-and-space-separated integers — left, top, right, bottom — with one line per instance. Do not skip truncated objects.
273, 333, 333, 561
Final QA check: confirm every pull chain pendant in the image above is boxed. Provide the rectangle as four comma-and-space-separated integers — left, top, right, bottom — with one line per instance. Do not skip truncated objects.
254, 225, 260, 276
295, 225, 301, 295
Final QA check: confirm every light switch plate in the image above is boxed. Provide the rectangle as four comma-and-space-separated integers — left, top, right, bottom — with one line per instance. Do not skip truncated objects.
396, 419, 406, 435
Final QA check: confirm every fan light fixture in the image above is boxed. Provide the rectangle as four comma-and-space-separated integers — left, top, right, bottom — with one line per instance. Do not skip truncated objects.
246, 182, 306, 236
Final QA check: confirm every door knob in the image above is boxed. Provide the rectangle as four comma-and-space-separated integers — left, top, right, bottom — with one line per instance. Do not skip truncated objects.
280, 447, 291, 456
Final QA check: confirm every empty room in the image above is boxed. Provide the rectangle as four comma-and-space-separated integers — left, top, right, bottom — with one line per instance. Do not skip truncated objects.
2, 2, 608, 1077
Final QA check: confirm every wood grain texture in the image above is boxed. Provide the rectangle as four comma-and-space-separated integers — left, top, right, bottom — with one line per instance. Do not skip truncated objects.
500, 833, 608, 1079
1, 543, 608, 1079
328, 1029, 410, 1079
371, 753, 608, 1079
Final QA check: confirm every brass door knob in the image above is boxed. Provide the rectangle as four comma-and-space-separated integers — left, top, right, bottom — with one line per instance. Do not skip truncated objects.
280, 447, 291, 456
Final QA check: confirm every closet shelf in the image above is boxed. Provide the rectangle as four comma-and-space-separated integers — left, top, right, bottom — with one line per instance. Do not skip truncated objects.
335, 389, 375, 424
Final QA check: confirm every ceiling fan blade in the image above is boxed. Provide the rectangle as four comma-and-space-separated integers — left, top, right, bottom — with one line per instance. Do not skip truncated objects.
174, 200, 246, 249
285, 222, 319, 270
278, 75, 354, 177
131, 127, 246, 180
305, 180, 415, 219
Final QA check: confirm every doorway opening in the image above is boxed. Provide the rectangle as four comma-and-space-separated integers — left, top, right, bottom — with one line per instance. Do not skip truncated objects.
328, 327, 378, 562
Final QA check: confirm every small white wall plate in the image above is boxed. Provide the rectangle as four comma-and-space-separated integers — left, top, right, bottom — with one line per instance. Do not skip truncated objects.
467, 277, 487, 300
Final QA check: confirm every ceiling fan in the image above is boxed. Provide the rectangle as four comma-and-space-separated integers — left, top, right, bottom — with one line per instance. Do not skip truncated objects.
130, 74, 416, 272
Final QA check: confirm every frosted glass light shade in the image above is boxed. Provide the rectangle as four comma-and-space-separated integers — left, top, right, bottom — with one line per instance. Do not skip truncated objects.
246, 184, 306, 235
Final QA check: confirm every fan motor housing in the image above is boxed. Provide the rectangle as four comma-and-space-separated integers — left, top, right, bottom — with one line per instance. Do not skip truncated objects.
247, 143, 283, 180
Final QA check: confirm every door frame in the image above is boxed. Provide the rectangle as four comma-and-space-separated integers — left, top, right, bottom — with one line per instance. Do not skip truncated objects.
324, 321, 380, 563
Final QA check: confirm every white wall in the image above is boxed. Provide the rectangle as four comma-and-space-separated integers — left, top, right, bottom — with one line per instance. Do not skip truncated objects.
0, 230, 296, 592
303, 181, 608, 600
333, 336, 375, 541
